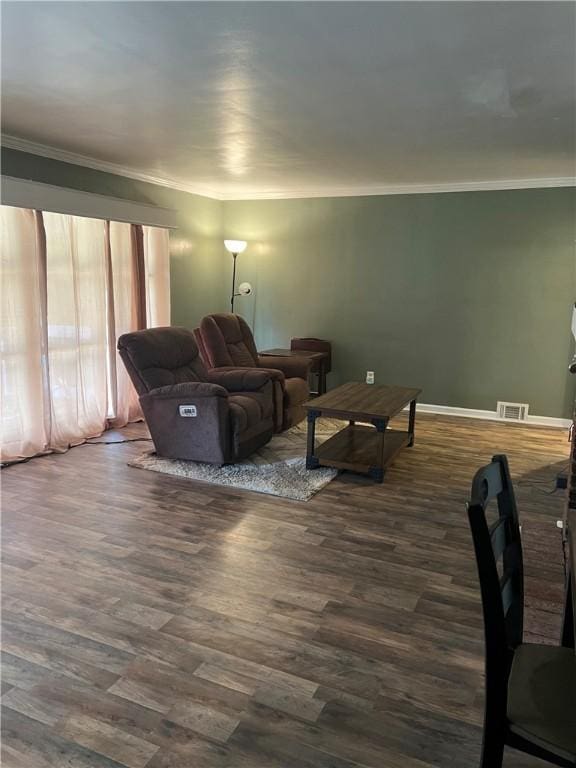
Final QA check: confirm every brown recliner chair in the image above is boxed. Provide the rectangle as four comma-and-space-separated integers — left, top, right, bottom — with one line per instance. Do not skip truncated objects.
197, 313, 312, 431
118, 327, 275, 464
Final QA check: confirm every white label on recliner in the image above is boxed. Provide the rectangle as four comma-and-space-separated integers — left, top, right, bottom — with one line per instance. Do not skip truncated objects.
179, 405, 197, 417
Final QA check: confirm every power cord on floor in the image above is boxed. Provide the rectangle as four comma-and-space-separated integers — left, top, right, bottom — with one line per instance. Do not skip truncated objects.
517, 462, 570, 496
524, 486, 561, 497
85, 437, 152, 445
1, 455, 36, 468
1, 437, 152, 468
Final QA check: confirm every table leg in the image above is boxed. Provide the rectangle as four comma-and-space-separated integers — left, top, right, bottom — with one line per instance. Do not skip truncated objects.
306, 410, 320, 469
369, 418, 388, 483
408, 398, 417, 447
318, 361, 327, 395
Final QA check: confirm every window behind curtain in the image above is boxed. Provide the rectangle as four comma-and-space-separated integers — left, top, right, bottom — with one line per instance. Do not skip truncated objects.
0, 205, 171, 462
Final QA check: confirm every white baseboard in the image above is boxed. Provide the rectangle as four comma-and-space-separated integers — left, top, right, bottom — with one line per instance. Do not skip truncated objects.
408, 402, 571, 429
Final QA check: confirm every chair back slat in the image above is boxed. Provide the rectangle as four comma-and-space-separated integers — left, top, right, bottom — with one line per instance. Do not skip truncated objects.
471, 461, 504, 507
467, 454, 525, 735
468, 454, 524, 649
490, 516, 509, 560
500, 570, 516, 616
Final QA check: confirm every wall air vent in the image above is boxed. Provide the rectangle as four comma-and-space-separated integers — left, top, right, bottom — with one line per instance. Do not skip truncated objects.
497, 401, 529, 422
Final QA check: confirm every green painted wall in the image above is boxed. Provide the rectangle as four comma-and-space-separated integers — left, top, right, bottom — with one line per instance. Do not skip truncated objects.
1, 148, 226, 329
3, 148, 575, 417
224, 191, 576, 418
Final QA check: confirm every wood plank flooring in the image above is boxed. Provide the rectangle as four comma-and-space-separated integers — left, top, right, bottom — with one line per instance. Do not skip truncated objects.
1, 413, 570, 767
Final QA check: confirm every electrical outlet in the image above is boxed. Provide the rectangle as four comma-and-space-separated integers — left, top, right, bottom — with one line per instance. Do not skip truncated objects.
366, 371, 375, 385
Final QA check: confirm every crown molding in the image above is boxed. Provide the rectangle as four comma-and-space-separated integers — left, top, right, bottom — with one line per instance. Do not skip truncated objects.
2, 134, 574, 201
1, 135, 225, 200
221, 177, 576, 200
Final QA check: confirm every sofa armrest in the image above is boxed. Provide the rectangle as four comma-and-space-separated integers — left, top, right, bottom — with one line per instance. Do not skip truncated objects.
140, 381, 231, 463
147, 381, 228, 399
207, 368, 275, 392
258, 355, 313, 380
208, 366, 284, 433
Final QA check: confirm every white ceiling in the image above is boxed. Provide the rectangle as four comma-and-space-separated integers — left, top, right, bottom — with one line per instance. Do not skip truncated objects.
2, 2, 575, 199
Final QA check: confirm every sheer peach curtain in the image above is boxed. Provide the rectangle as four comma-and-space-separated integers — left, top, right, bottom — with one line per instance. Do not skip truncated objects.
43, 212, 110, 448
109, 221, 144, 426
0, 207, 49, 458
143, 225, 171, 327
0, 206, 170, 462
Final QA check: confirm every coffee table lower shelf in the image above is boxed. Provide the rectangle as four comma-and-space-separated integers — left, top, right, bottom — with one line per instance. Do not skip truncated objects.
307, 424, 410, 481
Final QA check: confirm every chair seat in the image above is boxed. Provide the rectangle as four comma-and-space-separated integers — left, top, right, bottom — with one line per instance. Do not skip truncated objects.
508, 643, 576, 762
229, 393, 269, 434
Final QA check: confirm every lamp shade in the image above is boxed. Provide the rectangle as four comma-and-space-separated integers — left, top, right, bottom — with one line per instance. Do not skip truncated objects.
237, 282, 252, 296
224, 239, 247, 254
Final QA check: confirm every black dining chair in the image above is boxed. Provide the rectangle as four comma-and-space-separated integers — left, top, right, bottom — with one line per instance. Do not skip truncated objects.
467, 454, 576, 768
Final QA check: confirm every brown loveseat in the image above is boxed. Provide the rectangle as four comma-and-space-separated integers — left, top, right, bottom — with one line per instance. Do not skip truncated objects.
118, 327, 275, 463
196, 314, 311, 431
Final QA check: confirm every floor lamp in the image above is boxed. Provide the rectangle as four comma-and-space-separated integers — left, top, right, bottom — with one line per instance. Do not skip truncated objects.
224, 239, 252, 312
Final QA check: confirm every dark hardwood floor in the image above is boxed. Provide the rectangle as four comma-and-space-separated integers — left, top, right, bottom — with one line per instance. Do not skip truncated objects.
1, 413, 570, 767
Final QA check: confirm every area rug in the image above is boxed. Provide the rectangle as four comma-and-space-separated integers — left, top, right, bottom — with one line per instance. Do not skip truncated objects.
128, 419, 339, 501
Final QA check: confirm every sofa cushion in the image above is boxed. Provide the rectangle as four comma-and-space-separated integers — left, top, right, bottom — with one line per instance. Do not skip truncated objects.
229, 393, 266, 435
199, 314, 259, 368
223, 341, 256, 368
118, 326, 207, 394
508, 643, 576, 759
234, 389, 274, 422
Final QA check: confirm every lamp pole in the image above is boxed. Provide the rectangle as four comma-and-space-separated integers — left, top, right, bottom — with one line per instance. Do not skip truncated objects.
230, 252, 238, 312
224, 240, 247, 313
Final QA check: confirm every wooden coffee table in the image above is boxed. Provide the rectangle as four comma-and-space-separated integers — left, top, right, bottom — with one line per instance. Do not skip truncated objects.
304, 382, 421, 483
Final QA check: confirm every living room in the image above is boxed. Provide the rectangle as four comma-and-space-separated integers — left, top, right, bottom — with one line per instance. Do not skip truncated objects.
1, 2, 575, 768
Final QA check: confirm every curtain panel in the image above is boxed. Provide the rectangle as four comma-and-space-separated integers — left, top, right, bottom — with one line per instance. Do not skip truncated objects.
109, 221, 145, 427
0, 205, 171, 462
0, 209, 48, 459
143, 226, 171, 328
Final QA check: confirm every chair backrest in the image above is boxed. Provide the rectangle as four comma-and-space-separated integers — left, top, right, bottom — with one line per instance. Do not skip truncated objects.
467, 454, 524, 722
199, 313, 259, 369
193, 327, 211, 368
117, 326, 209, 395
